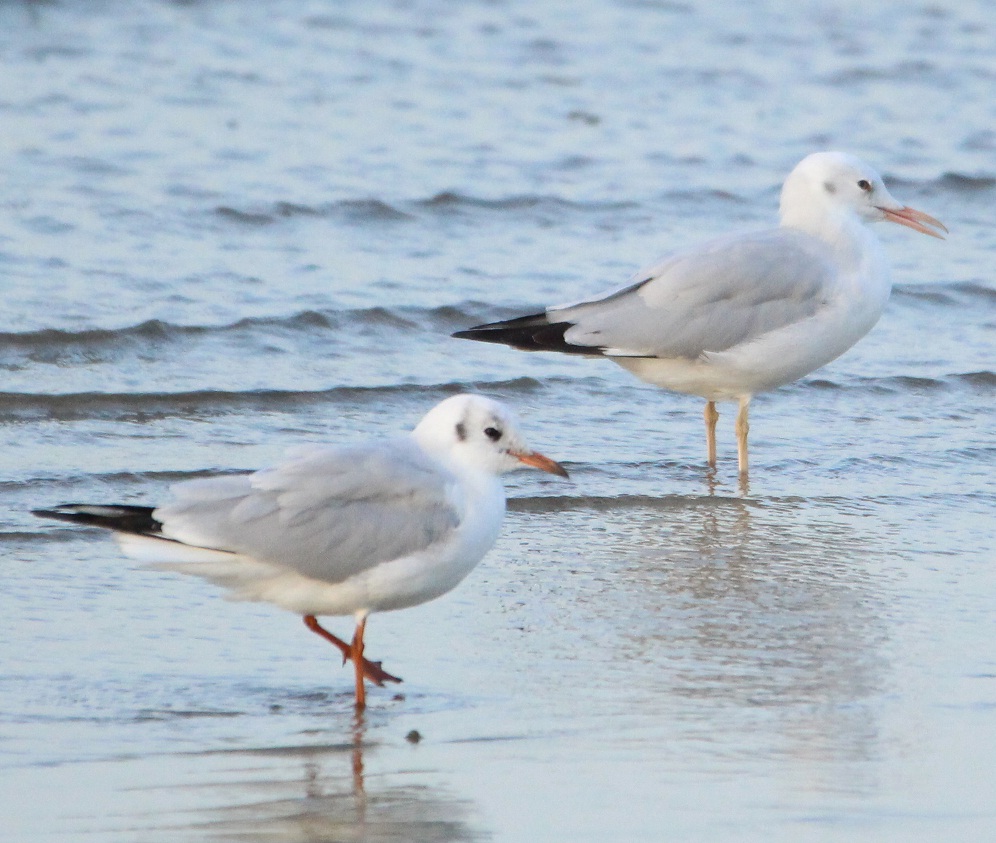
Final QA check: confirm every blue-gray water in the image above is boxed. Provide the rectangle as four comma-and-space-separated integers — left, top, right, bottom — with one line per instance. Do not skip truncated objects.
2, 1, 994, 841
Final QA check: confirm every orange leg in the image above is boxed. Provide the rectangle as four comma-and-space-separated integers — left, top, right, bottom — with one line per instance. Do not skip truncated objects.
351, 616, 368, 708
303, 615, 402, 708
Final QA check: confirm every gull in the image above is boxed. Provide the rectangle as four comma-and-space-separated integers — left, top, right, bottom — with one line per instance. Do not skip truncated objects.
454, 152, 946, 476
33, 394, 568, 709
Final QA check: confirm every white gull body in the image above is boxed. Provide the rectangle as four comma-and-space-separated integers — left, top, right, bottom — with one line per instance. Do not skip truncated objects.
454, 152, 946, 476
34, 394, 567, 708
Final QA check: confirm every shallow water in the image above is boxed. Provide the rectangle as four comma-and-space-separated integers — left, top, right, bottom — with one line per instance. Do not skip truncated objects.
2, 1, 994, 841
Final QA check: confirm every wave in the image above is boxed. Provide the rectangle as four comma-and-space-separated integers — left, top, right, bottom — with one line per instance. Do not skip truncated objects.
0, 377, 548, 422
0, 469, 215, 492
213, 192, 637, 226
887, 171, 996, 199
215, 198, 413, 225
894, 280, 996, 307
936, 172, 996, 192
0, 303, 525, 356
956, 370, 996, 388
820, 60, 949, 87
886, 171, 996, 194
803, 371, 995, 393
415, 191, 635, 213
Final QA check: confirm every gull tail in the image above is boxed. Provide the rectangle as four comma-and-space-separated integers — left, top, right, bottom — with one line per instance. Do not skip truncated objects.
32, 504, 163, 536
33, 503, 240, 567
452, 312, 602, 356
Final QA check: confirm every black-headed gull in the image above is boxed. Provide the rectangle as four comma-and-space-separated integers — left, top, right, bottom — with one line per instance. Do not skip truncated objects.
454, 152, 946, 476
33, 394, 568, 709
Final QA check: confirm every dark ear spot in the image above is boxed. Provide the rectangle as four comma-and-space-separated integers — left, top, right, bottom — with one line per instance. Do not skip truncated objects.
455, 422, 467, 442
823, 181, 836, 194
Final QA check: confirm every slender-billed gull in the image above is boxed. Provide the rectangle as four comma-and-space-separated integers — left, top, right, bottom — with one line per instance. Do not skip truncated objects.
454, 152, 946, 476
33, 394, 568, 709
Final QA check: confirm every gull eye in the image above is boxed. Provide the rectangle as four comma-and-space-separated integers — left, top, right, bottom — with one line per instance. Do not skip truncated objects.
857, 179, 872, 192
483, 426, 502, 442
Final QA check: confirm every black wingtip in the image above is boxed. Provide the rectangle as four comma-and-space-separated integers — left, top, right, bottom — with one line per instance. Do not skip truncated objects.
452, 314, 603, 356
452, 312, 548, 342
33, 504, 163, 535
451, 326, 487, 340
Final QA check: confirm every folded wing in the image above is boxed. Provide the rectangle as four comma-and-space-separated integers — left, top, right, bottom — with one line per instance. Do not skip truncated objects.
146, 438, 462, 584
552, 228, 839, 359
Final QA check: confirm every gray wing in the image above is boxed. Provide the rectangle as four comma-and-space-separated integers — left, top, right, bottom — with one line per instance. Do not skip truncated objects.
155, 438, 461, 583
552, 227, 839, 359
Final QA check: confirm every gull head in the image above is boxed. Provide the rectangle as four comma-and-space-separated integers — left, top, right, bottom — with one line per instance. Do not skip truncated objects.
780, 151, 946, 240
413, 394, 568, 478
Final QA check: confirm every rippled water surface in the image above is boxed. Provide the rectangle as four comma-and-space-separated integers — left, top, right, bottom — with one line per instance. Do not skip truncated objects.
2, 1, 994, 841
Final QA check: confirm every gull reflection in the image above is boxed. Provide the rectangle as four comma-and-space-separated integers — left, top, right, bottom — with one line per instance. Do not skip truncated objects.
658, 496, 887, 788
161, 709, 479, 842
526, 490, 894, 795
